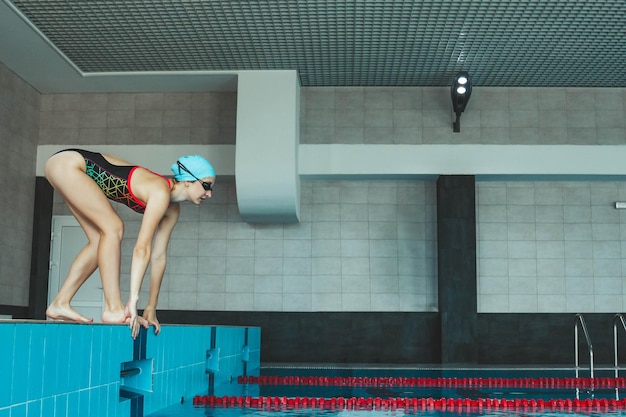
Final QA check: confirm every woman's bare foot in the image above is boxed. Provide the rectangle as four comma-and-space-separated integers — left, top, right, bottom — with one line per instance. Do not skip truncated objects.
46, 302, 93, 323
101, 308, 128, 324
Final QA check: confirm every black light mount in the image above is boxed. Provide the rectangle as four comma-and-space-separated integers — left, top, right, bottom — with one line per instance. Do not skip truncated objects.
451, 71, 472, 132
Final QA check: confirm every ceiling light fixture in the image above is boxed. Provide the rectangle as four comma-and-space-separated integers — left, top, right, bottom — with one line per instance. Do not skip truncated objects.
451, 71, 472, 133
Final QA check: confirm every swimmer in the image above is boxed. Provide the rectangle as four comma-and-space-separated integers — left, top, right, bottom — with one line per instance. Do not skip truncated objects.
44, 149, 215, 338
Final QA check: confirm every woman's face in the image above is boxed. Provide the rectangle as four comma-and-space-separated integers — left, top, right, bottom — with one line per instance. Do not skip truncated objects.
191, 177, 215, 204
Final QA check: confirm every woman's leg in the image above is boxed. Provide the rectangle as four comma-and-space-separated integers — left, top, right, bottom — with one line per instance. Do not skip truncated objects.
45, 151, 127, 323
45, 212, 98, 322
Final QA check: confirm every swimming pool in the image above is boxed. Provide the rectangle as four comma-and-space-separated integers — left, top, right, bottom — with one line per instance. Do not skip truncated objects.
147, 365, 626, 417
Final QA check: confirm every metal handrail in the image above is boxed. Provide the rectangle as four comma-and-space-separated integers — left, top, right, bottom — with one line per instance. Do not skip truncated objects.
614, 314, 626, 378
574, 313, 594, 379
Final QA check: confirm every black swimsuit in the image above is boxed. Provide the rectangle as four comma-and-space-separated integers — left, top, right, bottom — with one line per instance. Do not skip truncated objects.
61, 149, 171, 214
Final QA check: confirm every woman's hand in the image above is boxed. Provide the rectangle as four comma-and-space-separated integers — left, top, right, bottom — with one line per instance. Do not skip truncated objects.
142, 305, 161, 335
125, 298, 148, 339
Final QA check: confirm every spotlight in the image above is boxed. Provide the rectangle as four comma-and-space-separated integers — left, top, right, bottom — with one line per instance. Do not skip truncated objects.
451, 71, 472, 132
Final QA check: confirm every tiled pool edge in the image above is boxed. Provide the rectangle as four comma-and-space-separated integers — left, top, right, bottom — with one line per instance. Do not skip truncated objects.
0, 321, 261, 417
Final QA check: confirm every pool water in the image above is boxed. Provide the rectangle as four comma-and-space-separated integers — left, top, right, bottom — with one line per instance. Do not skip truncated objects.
252, 366, 624, 402
245, 376, 614, 401
148, 366, 626, 417
150, 403, 626, 417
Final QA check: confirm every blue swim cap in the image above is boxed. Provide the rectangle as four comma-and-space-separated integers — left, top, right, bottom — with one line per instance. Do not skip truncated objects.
171, 155, 215, 181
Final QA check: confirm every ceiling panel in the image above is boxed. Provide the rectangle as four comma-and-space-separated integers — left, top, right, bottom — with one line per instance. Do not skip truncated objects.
7, 0, 626, 87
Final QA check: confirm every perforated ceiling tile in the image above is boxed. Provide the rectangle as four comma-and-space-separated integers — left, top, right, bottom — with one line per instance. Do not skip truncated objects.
7, 0, 626, 87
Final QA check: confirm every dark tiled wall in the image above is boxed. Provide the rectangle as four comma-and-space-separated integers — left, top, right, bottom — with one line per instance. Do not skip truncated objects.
28, 177, 53, 320
0, 62, 40, 307
478, 313, 619, 366
157, 311, 442, 363
437, 176, 477, 363
0, 305, 28, 317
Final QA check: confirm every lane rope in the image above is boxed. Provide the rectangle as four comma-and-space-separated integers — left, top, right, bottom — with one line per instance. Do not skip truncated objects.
194, 376, 626, 412
193, 395, 626, 411
238, 375, 625, 389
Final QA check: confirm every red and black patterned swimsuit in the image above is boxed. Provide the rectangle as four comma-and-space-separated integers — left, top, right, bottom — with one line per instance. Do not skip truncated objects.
63, 149, 171, 214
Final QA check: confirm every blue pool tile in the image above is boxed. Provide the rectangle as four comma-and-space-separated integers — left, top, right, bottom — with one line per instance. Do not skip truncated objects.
66, 391, 80, 417
73, 325, 92, 390
167, 328, 180, 368
163, 332, 173, 368
173, 368, 184, 404
90, 326, 104, 386
145, 330, 157, 362
79, 388, 91, 417
176, 329, 186, 365
147, 331, 164, 373
27, 324, 45, 401
106, 384, 118, 417
42, 324, 60, 398
184, 328, 196, 360
177, 327, 188, 364
0, 324, 15, 407
216, 327, 244, 359
9, 403, 26, 417
0, 407, 8, 417
195, 327, 205, 351
55, 325, 73, 394
62, 325, 89, 391
41, 396, 54, 417
66, 325, 82, 392
4, 323, 263, 416
249, 327, 261, 351
91, 386, 111, 417
154, 370, 167, 406
159, 329, 171, 371
26, 399, 42, 416
113, 325, 135, 363
99, 326, 116, 384
187, 364, 206, 398
54, 394, 67, 417
11, 324, 31, 405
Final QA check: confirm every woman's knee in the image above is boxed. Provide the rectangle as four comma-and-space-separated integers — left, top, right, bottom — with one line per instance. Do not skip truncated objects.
101, 218, 124, 241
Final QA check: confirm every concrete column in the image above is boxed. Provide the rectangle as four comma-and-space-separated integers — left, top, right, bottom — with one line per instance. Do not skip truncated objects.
235, 71, 300, 223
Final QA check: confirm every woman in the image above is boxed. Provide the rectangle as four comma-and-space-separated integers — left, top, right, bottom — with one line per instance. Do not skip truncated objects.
44, 149, 215, 338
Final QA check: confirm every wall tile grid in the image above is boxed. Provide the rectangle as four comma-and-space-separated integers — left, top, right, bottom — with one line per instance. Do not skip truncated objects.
300, 87, 626, 145
20, 85, 626, 317
1, 322, 260, 417
0, 62, 40, 306
39, 92, 237, 145
0, 322, 134, 417
213, 327, 246, 390
477, 181, 626, 313
53, 178, 438, 313
144, 325, 259, 414
144, 325, 211, 415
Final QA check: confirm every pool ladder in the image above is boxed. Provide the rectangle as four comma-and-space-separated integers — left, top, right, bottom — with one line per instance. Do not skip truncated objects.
614, 314, 626, 378
574, 313, 594, 379
574, 314, 626, 401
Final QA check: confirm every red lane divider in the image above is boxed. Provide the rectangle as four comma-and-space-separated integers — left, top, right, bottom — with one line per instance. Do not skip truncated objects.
238, 375, 626, 389
193, 395, 626, 412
